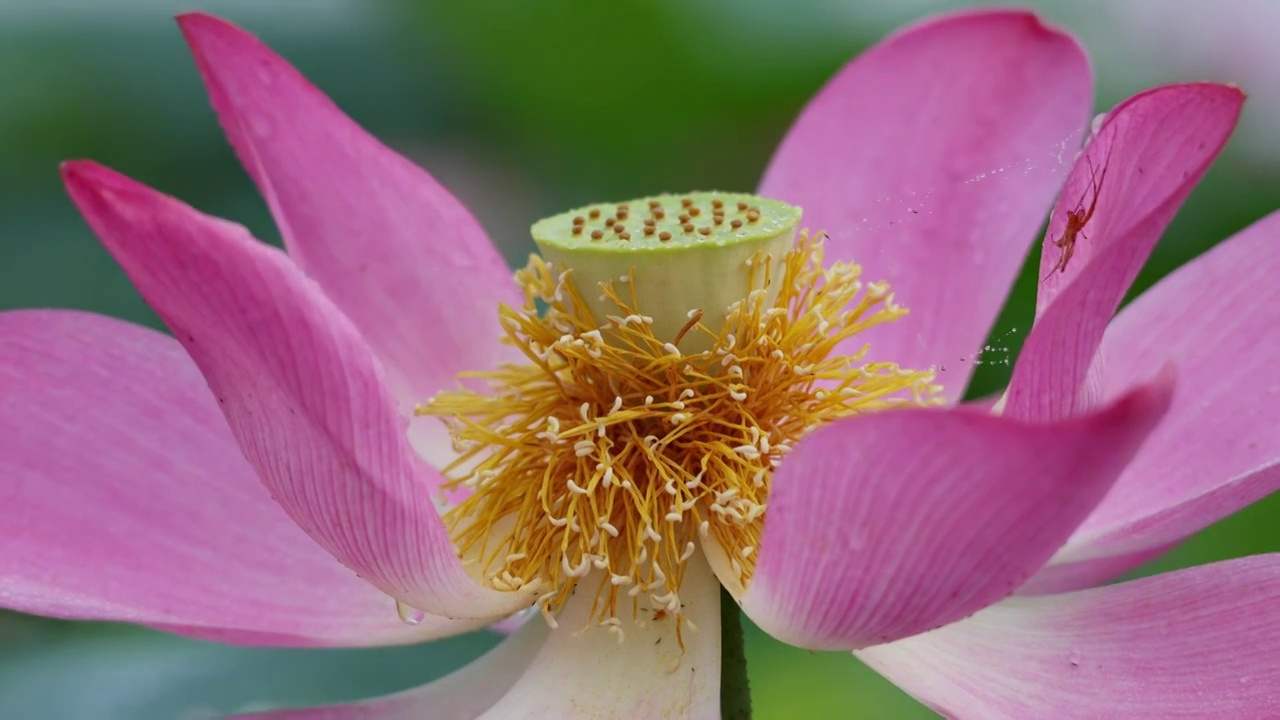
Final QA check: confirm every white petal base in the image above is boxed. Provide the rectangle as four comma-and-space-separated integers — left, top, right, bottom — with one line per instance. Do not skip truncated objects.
238, 620, 549, 719
481, 552, 723, 719
243, 553, 726, 718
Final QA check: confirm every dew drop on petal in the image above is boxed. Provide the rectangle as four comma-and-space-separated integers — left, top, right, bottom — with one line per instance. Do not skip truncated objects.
1090, 112, 1107, 136
396, 599, 426, 625
1067, 650, 1083, 668
248, 115, 274, 139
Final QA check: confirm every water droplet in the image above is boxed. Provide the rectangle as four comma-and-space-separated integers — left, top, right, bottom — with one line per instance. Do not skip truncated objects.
396, 600, 425, 625
1240, 675, 1252, 685
1090, 113, 1108, 136
247, 114, 274, 139
1067, 650, 1083, 668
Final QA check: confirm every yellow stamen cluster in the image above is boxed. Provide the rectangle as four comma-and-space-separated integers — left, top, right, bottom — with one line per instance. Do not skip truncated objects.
419, 232, 940, 629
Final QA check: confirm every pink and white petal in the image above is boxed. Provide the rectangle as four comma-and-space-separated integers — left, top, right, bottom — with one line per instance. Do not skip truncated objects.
738, 378, 1172, 651
480, 552, 721, 719
62, 161, 530, 620
1024, 209, 1280, 588
759, 9, 1091, 402
177, 13, 520, 465
236, 620, 552, 719
0, 309, 477, 646
1016, 545, 1173, 596
858, 555, 1280, 718
1007, 83, 1245, 422
484, 613, 529, 636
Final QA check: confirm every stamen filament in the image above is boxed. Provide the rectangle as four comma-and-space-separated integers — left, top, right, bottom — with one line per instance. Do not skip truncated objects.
419, 229, 941, 627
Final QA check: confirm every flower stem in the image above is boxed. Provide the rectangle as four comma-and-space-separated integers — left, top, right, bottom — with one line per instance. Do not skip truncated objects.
720, 585, 752, 719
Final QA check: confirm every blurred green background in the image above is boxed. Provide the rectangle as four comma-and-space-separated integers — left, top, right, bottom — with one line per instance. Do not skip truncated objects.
2, 1, 1278, 717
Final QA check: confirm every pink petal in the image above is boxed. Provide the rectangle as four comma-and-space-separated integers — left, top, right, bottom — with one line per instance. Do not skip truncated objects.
758, 9, 1091, 402
1006, 83, 1244, 422
62, 161, 529, 620
0, 309, 478, 646
176, 13, 520, 464
858, 555, 1280, 718
738, 378, 1172, 651
1030, 209, 1280, 588
237, 621, 551, 719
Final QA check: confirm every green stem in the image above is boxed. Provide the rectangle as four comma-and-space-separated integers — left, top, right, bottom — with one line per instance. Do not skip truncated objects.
720, 585, 752, 719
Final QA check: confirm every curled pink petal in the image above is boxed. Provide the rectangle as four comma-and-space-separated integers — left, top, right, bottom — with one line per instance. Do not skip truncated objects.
738, 378, 1172, 651
859, 556, 1280, 718
62, 161, 530, 620
759, 9, 1091, 401
1031, 209, 1280, 587
177, 12, 520, 465
1007, 82, 1244, 422
0, 310, 477, 646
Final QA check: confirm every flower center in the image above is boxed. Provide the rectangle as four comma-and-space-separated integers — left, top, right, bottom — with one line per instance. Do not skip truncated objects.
418, 193, 941, 634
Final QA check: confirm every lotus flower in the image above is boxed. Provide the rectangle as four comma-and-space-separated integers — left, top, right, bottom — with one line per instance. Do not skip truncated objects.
2, 8, 1278, 719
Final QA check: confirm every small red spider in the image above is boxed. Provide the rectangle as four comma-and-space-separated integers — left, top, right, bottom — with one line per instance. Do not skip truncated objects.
1044, 157, 1107, 279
